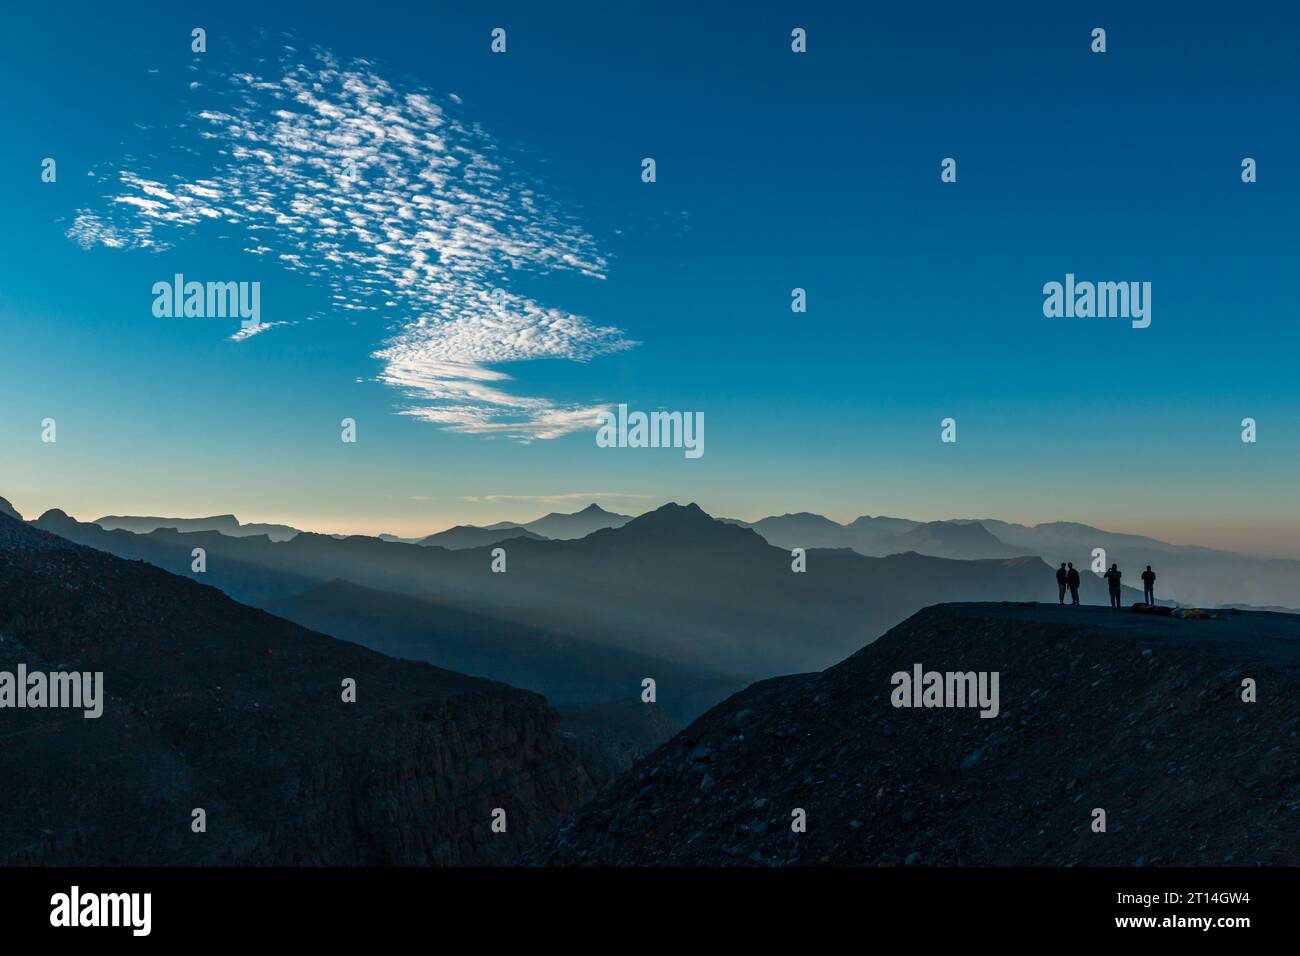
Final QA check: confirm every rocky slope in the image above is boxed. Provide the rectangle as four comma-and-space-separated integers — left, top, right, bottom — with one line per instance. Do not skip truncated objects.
0, 512, 593, 865
528, 602, 1300, 866
554, 700, 680, 790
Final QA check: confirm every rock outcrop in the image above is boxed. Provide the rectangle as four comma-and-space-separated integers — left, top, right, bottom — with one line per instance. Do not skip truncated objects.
528, 602, 1300, 866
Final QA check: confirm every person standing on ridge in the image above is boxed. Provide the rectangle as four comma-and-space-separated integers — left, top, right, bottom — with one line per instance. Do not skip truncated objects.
1141, 565, 1156, 604
1055, 562, 1068, 604
1104, 563, 1123, 608
1067, 562, 1081, 605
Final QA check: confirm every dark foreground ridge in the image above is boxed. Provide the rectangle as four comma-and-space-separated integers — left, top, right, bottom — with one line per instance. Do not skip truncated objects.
527, 602, 1300, 866
0, 512, 593, 865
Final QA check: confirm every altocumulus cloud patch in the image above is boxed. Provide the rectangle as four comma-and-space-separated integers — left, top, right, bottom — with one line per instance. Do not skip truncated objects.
68, 44, 635, 439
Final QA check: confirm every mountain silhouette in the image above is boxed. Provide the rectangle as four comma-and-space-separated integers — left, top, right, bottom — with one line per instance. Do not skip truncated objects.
529, 601, 1300, 866
729, 510, 1300, 607
29, 501, 1144, 717
890, 521, 1025, 559
72, 498, 1284, 607
418, 525, 547, 549
587, 501, 738, 544
730, 512, 986, 557
726, 513, 922, 554
483, 502, 632, 540
846, 514, 920, 535
35, 508, 318, 606
969, 518, 1300, 607
721, 512, 849, 547
94, 513, 302, 541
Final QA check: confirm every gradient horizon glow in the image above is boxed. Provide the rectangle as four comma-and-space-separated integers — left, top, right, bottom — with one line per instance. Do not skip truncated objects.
2, 2, 1298, 556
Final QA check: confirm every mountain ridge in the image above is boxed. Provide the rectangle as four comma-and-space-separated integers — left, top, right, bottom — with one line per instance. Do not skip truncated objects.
26, 500, 1131, 710
93, 513, 302, 541
28, 495, 1293, 607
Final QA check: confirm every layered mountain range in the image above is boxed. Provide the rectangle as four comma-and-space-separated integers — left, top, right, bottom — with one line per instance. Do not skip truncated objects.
81, 500, 1300, 607
4, 491, 1292, 868
26, 501, 1139, 722
724, 513, 1300, 608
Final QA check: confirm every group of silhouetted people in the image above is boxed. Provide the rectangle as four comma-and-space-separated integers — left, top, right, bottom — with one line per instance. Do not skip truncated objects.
1056, 562, 1157, 608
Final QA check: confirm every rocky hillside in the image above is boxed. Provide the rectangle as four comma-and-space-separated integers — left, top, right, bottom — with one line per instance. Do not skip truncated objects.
528, 602, 1300, 866
0, 512, 593, 865
554, 699, 680, 790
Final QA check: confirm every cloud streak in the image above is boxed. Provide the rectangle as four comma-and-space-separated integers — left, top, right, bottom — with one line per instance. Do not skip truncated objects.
69, 45, 634, 438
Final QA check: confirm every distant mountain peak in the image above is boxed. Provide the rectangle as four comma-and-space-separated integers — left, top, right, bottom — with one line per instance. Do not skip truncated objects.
0, 496, 20, 520
540, 502, 617, 520
656, 501, 706, 516
507, 502, 632, 540
624, 501, 716, 530
417, 524, 547, 549
581, 501, 769, 557
757, 511, 844, 527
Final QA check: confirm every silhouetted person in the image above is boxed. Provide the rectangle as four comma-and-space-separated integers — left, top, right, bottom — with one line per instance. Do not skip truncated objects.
1141, 565, 1156, 604
1104, 563, 1122, 608
1055, 562, 1068, 604
1067, 563, 1080, 605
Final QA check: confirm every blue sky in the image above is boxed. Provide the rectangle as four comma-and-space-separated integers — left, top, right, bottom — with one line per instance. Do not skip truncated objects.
1, 1, 1298, 554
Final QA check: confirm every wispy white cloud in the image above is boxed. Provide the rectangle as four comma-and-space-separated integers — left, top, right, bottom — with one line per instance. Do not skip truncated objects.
68, 45, 634, 438
229, 320, 291, 342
